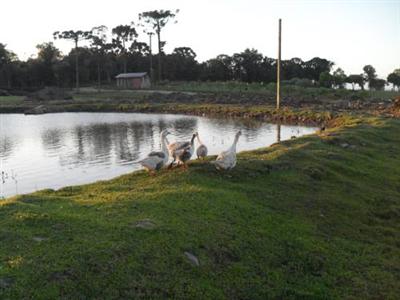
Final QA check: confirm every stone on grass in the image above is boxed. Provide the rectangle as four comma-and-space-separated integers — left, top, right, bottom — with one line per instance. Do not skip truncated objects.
135, 219, 156, 230
32, 236, 47, 242
184, 251, 200, 266
0, 277, 14, 289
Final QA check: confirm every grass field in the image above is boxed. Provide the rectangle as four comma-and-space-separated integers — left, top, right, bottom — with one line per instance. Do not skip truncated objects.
157, 81, 399, 99
1, 116, 399, 298
0, 95, 25, 105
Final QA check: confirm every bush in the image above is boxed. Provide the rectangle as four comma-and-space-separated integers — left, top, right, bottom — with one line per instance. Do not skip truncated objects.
283, 78, 314, 88
25, 87, 73, 101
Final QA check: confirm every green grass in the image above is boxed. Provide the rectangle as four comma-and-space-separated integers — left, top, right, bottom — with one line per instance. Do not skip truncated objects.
1, 116, 399, 298
157, 81, 399, 100
0, 95, 25, 105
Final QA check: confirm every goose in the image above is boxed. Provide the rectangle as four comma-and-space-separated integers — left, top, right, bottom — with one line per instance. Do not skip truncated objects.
167, 133, 192, 165
139, 129, 170, 174
212, 130, 242, 171
196, 132, 208, 159
169, 133, 197, 168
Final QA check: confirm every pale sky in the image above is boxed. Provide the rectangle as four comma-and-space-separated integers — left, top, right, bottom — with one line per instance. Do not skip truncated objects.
0, 0, 399, 78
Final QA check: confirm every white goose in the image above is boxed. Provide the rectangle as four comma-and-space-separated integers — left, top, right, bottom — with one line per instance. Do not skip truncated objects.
139, 129, 170, 174
212, 130, 242, 171
196, 132, 208, 159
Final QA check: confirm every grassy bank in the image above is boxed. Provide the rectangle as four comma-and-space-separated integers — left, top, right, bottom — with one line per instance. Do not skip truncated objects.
0, 97, 334, 125
157, 80, 399, 99
1, 116, 399, 298
1, 85, 399, 124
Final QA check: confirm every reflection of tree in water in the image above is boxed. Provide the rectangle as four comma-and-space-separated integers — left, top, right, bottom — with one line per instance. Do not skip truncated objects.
86, 124, 113, 163
205, 117, 266, 143
0, 136, 17, 160
58, 119, 159, 166
168, 118, 198, 136
114, 121, 151, 162
56, 115, 199, 167
75, 126, 85, 160
41, 128, 65, 152
59, 123, 112, 166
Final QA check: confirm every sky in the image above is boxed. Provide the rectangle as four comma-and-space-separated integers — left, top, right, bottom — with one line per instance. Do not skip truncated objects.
0, 0, 399, 78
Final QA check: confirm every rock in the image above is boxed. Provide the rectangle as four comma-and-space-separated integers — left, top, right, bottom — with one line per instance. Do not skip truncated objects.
184, 251, 200, 266
135, 219, 156, 229
32, 236, 47, 242
340, 143, 350, 148
48, 269, 75, 282
0, 277, 14, 289
24, 105, 47, 115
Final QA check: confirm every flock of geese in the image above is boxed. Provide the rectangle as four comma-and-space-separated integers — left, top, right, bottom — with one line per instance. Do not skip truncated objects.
139, 129, 242, 174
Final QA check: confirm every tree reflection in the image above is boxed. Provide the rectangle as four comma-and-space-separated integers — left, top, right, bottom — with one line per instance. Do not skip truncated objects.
40, 128, 65, 153
0, 136, 16, 160
169, 118, 198, 136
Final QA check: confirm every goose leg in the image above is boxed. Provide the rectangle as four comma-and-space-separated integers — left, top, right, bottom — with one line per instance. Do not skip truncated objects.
168, 158, 176, 169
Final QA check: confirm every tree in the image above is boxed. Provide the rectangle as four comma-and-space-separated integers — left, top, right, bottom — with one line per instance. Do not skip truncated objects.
139, 9, 179, 82
0, 43, 19, 88
202, 54, 233, 81
91, 25, 109, 88
36, 42, 61, 86
363, 64, 377, 89
319, 71, 333, 88
304, 57, 334, 81
53, 30, 93, 90
346, 74, 365, 90
332, 68, 346, 89
232, 48, 264, 82
282, 57, 304, 80
387, 69, 400, 90
165, 47, 199, 80
111, 24, 138, 73
369, 78, 386, 91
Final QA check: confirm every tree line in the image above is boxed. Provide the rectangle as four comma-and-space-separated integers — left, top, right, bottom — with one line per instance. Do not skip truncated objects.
0, 9, 399, 91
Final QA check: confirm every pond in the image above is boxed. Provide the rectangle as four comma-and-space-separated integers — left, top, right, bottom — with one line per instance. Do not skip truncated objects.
0, 113, 317, 198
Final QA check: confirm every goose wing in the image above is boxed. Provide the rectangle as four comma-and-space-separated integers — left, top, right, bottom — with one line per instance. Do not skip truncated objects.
139, 155, 165, 171
168, 141, 190, 151
196, 144, 208, 157
148, 151, 166, 159
175, 144, 194, 161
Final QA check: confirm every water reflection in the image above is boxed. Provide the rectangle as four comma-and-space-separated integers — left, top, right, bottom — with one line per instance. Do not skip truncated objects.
41, 128, 65, 153
0, 113, 316, 198
277, 124, 281, 143
0, 136, 17, 160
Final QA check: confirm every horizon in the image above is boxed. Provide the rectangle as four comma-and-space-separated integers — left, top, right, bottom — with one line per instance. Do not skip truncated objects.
0, 0, 399, 78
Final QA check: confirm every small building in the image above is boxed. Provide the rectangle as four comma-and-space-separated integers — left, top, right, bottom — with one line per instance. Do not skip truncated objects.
115, 72, 151, 89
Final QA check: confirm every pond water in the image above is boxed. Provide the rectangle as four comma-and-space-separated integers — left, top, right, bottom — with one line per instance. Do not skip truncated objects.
0, 113, 317, 198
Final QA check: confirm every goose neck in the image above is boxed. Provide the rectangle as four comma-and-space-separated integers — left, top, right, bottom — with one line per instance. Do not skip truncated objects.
230, 134, 240, 151
161, 135, 168, 154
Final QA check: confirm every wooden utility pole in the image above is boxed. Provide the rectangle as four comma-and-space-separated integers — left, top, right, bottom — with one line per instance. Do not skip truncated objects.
148, 32, 154, 85
276, 18, 282, 109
